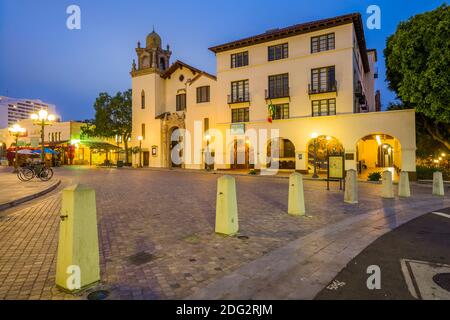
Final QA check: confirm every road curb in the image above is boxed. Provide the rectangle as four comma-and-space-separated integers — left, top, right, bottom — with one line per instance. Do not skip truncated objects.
0, 179, 61, 212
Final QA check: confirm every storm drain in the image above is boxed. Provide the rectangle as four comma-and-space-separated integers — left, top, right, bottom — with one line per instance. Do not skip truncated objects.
237, 235, 249, 240
87, 290, 110, 300
127, 251, 154, 266
433, 273, 450, 292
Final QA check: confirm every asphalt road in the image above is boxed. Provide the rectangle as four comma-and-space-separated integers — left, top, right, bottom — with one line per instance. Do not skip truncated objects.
315, 207, 450, 300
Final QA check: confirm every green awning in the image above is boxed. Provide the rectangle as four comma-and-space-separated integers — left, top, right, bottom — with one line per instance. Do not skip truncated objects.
79, 141, 122, 150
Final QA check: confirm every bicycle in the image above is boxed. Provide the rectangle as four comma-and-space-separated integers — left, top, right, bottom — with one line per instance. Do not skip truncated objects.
17, 162, 54, 182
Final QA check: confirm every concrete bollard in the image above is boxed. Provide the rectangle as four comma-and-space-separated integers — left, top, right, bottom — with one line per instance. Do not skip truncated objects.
382, 170, 395, 199
433, 171, 445, 196
288, 172, 306, 216
56, 184, 100, 292
398, 171, 411, 197
344, 169, 358, 204
215, 175, 239, 235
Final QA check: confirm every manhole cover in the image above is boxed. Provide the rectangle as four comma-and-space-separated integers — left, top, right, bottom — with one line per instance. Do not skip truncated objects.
433, 273, 450, 292
87, 290, 110, 300
127, 251, 154, 266
237, 235, 249, 240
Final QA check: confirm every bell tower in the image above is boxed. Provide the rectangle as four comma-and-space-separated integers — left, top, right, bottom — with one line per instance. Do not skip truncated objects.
132, 29, 172, 73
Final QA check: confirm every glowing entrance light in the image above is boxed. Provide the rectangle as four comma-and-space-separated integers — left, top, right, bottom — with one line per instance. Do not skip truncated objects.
376, 135, 382, 146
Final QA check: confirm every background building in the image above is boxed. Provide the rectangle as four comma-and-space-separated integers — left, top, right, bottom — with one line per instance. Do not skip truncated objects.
0, 119, 122, 166
0, 96, 57, 128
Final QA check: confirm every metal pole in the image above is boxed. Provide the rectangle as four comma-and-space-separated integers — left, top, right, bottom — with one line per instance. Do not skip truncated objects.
14, 135, 19, 173
139, 140, 142, 168
41, 120, 45, 163
312, 138, 319, 178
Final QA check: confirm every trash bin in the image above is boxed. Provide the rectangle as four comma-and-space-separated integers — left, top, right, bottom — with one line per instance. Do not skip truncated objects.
117, 161, 124, 168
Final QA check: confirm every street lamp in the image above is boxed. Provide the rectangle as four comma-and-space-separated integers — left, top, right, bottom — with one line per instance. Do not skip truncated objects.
311, 132, 319, 179
137, 136, 143, 168
205, 134, 211, 171
30, 109, 56, 163
8, 124, 26, 173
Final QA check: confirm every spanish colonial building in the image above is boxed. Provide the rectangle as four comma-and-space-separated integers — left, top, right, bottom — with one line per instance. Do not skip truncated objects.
131, 13, 416, 179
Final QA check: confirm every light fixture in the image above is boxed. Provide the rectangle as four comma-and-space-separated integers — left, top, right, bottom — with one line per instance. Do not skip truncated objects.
376, 135, 382, 146
9, 124, 26, 134
137, 135, 143, 141
326, 136, 332, 141
442, 153, 446, 157
311, 132, 318, 139
439, 157, 443, 161
205, 134, 211, 142
30, 113, 39, 120
38, 109, 48, 120
47, 114, 56, 121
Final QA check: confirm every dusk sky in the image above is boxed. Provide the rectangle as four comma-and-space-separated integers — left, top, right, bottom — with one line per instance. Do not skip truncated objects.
0, 0, 446, 121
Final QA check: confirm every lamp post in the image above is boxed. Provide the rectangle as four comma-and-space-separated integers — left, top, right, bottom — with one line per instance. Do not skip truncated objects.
205, 134, 211, 171
137, 136, 143, 168
8, 124, 26, 173
311, 132, 319, 179
30, 109, 56, 163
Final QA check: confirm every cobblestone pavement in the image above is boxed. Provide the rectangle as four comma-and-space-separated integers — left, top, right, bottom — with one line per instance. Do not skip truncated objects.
0, 166, 446, 300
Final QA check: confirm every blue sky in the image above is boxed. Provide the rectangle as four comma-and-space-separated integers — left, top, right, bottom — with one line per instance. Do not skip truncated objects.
0, 0, 446, 120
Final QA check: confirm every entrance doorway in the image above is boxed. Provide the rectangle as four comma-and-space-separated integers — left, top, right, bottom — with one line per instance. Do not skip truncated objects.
169, 127, 182, 168
230, 138, 253, 170
356, 134, 401, 180
307, 135, 344, 175
143, 151, 150, 167
267, 138, 296, 170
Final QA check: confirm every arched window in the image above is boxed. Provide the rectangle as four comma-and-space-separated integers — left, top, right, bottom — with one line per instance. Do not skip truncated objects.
141, 90, 145, 109
141, 56, 150, 68
160, 57, 165, 70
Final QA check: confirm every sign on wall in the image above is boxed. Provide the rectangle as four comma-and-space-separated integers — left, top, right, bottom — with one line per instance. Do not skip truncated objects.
345, 153, 355, 160
151, 146, 158, 157
230, 123, 245, 135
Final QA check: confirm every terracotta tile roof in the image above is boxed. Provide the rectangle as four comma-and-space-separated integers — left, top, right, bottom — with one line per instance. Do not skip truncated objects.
209, 13, 370, 72
161, 60, 217, 80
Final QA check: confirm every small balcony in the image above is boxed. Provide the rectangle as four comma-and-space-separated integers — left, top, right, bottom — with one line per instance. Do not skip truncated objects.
358, 95, 367, 105
265, 87, 290, 100
228, 93, 250, 104
308, 80, 337, 95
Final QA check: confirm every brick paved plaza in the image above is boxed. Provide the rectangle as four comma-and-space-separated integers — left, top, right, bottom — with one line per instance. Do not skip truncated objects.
0, 167, 447, 300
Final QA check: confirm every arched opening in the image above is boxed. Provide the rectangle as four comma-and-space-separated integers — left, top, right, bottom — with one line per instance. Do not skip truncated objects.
307, 135, 344, 176
356, 134, 402, 180
159, 57, 166, 70
267, 138, 296, 170
141, 55, 150, 68
169, 127, 183, 168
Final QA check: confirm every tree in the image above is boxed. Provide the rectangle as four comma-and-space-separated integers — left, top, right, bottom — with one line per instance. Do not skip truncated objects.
82, 90, 132, 163
387, 103, 448, 158
384, 4, 450, 150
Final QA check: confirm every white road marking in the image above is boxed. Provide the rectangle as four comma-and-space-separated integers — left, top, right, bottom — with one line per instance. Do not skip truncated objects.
400, 259, 450, 300
432, 212, 450, 219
